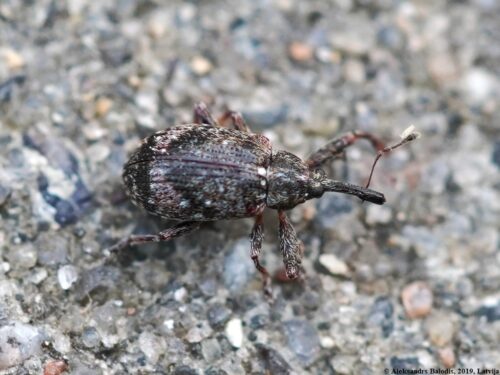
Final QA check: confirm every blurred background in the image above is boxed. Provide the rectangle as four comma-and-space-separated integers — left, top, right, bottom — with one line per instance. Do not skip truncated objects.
0, 0, 499, 374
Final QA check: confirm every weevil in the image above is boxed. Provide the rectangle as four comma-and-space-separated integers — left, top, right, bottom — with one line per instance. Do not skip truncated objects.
110, 102, 417, 293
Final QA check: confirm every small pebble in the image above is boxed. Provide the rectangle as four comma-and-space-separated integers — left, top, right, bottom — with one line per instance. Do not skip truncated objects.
223, 239, 255, 292
438, 346, 456, 369
201, 338, 222, 362
331, 354, 356, 374
81, 327, 100, 348
0, 323, 44, 370
318, 253, 350, 277
190, 56, 213, 75
1, 48, 25, 69
225, 318, 243, 349
390, 356, 420, 370
7, 244, 38, 269
43, 360, 68, 375
207, 303, 231, 328
139, 331, 166, 363
0, 184, 11, 206
343, 58, 365, 83
365, 205, 393, 225
401, 281, 433, 319
173, 287, 187, 302
288, 41, 314, 62
27, 268, 48, 285
57, 265, 78, 290
256, 344, 292, 375
461, 68, 498, 104
283, 319, 320, 366
87, 143, 111, 163
425, 312, 455, 347
148, 19, 167, 39
185, 322, 212, 344
319, 336, 335, 349
95, 97, 113, 117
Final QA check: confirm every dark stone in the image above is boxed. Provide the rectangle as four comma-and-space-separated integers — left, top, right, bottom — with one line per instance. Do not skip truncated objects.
0, 184, 11, 206
368, 296, 394, 337
256, 344, 291, 375
250, 314, 268, 329
204, 368, 228, 375
390, 356, 420, 370
0, 75, 26, 103
173, 365, 199, 375
475, 303, 500, 322
207, 304, 231, 329
492, 141, 500, 169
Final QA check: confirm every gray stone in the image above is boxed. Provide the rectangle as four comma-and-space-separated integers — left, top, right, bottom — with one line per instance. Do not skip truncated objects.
283, 319, 320, 366
223, 239, 255, 293
0, 323, 44, 370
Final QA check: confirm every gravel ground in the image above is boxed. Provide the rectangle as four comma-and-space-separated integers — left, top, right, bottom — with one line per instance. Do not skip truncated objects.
1, 0, 499, 374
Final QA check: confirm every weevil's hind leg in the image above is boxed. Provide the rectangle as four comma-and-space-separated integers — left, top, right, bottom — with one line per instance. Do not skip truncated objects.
218, 110, 251, 132
306, 131, 385, 170
106, 221, 200, 255
193, 102, 217, 126
278, 210, 304, 280
250, 213, 272, 296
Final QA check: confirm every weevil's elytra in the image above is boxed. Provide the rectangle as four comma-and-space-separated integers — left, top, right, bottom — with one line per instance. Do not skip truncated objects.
124, 125, 271, 221
113, 102, 414, 296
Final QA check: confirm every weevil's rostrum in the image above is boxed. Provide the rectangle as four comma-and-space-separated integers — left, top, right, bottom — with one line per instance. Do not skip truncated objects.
114, 102, 413, 294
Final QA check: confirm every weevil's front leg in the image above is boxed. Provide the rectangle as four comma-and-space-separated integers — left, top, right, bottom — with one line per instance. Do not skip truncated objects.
106, 221, 200, 255
218, 110, 251, 132
193, 102, 217, 126
306, 131, 385, 170
250, 213, 272, 296
278, 210, 304, 280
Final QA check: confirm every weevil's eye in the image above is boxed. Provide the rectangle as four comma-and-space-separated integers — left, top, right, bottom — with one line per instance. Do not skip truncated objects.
308, 181, 323, 199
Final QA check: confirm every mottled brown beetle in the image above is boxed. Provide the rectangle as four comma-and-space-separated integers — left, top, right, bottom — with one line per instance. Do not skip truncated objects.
110, 103, 417, 294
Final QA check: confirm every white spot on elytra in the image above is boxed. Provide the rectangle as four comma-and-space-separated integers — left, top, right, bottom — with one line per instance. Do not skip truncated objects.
180, 200, 190, 208
260, 180, 266, 187
205, 200, 212, 206
257, 167, 266, 176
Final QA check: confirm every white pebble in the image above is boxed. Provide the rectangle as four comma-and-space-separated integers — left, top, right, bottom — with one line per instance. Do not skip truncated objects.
174, 287, 187, 301
318, 254, 350, 276
57, 265, 78, 290
163, 319, 174, 330
320, 336, 335, 349
225, 318, 243, 349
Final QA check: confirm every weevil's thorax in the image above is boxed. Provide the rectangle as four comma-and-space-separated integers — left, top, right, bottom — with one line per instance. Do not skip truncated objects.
266, 151, 323, 210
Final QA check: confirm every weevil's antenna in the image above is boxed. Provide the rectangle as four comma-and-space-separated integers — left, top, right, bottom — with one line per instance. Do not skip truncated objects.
365, 125, 421, 189
321, 180, 386, 205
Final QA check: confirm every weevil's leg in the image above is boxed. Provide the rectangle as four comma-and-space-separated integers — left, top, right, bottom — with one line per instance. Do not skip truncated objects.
278, 210, 304, 280
106, 221, 200, 255
218, 110, 251, 132
193, 102, 217, 126
250, 213, 272, 296
306, 131, 385, 170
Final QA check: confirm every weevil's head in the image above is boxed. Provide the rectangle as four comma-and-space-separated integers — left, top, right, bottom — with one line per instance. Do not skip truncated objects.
266, 151, 324, 210
266, 150, 385, 210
